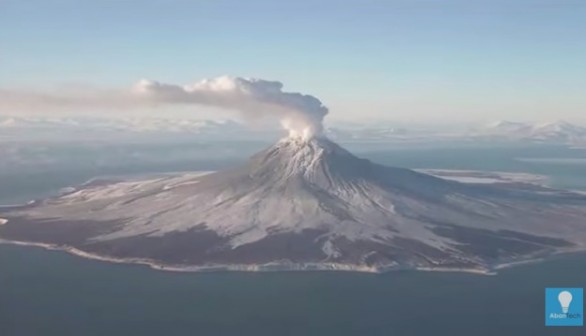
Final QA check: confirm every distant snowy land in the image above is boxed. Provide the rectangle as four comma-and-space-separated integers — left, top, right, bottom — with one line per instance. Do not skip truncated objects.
2, 116, 586, 146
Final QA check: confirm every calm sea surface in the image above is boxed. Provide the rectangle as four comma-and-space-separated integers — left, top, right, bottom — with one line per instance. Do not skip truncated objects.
1, 144, 585, 336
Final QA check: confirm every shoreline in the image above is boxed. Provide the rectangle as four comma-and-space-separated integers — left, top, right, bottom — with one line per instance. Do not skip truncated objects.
1, 237, 567, 276
1, 168, 583, 276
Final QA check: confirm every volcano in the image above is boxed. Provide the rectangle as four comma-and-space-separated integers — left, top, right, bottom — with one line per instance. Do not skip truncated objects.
2, 136, 586, 272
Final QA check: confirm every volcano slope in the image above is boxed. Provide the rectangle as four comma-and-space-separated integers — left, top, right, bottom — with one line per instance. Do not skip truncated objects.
1, 136, 586, 272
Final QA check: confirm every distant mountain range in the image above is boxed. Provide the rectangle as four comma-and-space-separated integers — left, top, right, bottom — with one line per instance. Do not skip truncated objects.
327, 120, 586, 146
1, 116, 585, 146
0, 116, 278, 141
479, 120, 586, 145
0, 116, 246, 133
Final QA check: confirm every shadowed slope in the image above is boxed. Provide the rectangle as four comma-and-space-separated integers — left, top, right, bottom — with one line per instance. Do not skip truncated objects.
1, 136, 586, 272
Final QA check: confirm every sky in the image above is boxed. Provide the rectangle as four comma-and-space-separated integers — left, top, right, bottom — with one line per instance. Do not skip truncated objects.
1, 0, 585, 125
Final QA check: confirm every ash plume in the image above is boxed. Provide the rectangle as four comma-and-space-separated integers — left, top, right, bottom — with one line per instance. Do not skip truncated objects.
133, 76, 329, 138
0, 76, 329, 138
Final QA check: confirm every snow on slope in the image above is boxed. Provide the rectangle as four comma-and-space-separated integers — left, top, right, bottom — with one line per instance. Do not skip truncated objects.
1, 136, 586, 272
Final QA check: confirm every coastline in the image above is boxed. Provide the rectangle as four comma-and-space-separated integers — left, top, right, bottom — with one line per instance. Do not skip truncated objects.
0, 237, 557, 276
1, 168, 583, 276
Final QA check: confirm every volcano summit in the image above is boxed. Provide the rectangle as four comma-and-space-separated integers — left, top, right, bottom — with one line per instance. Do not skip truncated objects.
1, 135, 586, 273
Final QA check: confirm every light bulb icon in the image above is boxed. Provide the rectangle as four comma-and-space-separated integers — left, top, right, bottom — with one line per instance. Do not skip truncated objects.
558, 291, 573, 314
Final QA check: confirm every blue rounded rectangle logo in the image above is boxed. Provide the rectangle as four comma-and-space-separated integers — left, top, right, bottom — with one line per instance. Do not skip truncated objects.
545, 288, 583, 327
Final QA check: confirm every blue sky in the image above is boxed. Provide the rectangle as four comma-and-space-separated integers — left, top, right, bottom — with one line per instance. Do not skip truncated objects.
1, 0, 585, 124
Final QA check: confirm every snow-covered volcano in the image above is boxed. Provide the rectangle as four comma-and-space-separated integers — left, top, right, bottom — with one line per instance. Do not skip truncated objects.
2, 136, 586, 272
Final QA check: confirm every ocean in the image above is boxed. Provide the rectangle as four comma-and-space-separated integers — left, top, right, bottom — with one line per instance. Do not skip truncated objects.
1, 143, 585, 335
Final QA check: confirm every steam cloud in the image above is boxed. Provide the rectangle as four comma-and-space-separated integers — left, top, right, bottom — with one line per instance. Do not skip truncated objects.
134, 76, 328, 137
0, 76, 329, 138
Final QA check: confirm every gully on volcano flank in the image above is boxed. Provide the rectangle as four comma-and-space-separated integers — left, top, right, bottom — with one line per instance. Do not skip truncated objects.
1, 133, 586, 273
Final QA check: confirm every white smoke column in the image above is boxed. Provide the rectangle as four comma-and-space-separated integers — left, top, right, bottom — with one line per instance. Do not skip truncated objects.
0, 76, 329, 138
133, 76, 328, 138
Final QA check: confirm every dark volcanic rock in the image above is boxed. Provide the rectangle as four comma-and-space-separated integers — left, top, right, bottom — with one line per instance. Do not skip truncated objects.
1, 136, 586, 272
